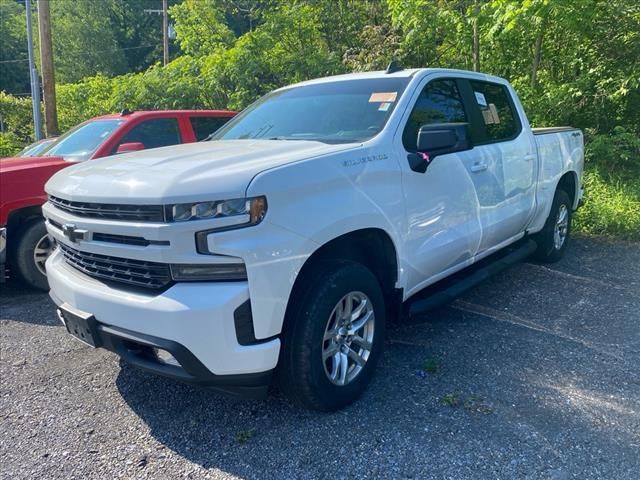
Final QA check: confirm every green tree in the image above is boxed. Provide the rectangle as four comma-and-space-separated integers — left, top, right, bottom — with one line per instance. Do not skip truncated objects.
198, 2, 343, 110
169, 0, 235, 57
0, 0, 30, 95
106, 0, 172, 73
48, 0, 128, 83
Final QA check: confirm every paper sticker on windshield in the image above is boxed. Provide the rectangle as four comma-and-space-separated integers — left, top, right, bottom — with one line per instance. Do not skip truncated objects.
378, 102, 391, 111
474, 91, 488, 107
369, 92, 397, 103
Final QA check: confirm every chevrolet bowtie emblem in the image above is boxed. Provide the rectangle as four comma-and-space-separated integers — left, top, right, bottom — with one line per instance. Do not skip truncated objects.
62, 223, 87, 243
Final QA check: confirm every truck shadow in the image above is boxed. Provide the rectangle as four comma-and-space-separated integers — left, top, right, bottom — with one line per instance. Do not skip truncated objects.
114, 292, 640, 478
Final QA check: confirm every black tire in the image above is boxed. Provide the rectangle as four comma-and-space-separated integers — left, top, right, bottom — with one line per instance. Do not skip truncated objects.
532, 189, 572, 263
13, 218, 51, 291
278, 261, 386, 411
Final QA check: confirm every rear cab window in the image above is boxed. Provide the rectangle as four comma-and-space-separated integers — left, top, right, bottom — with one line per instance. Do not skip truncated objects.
115, 118, 182, 152
190, 116, 233, 141
468, 80, 521, 143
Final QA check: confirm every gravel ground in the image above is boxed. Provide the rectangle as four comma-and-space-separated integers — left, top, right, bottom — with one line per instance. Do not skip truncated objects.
1, 236, 639, 479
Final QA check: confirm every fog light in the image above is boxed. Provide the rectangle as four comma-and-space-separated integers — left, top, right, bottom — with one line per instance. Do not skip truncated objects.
153, 348, 180, 367
170, 263, 247, 281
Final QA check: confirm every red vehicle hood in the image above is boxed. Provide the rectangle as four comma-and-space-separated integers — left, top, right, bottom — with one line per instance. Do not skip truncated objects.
0, 155, 67, 173
0, 155, 74, 225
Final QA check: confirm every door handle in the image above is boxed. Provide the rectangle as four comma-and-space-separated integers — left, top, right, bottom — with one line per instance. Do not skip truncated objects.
524, 154, 536, 161
471, 162, 488, 172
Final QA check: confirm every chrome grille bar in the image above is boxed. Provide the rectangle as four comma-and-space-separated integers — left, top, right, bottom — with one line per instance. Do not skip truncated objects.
59, 243, 172, 289
49, 196, 165, 223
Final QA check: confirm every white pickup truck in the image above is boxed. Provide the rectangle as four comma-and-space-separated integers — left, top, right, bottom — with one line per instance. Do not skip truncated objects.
44, 67, 583, 411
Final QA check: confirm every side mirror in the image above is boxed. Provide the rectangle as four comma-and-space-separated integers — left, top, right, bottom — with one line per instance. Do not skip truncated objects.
116, 142, 145, 154
408, 123, 472, 173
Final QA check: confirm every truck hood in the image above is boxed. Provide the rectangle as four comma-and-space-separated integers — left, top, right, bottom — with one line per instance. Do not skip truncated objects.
0, 155, 67, 173
45, 139, 358, 203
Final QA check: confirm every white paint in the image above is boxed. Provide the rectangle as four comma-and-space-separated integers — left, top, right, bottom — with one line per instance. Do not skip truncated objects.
44, 68, 584, 377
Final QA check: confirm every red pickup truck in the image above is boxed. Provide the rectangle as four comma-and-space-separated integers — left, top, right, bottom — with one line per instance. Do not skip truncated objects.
0, 109, 235, 290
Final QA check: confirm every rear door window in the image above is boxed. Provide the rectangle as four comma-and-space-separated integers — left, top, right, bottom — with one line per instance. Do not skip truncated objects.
402, 79, 467, 151
190, 116, 232, 141
117, 118, 182, 150
468, 81, 520, 142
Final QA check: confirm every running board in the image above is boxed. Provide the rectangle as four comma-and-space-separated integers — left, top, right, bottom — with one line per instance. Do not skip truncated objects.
407, 239, 537, 317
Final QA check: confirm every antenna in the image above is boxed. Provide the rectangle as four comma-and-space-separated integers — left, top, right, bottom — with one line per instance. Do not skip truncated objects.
385, 61, 403, 74
120, 108, 133, 116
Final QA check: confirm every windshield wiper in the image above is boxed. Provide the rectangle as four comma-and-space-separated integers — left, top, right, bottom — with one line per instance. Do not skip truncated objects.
266, 136, 306, 141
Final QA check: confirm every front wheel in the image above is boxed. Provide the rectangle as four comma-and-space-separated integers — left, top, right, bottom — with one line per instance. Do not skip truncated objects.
278, 261, 385, 411
532, 189, 572, 263
13, 218, 54, 291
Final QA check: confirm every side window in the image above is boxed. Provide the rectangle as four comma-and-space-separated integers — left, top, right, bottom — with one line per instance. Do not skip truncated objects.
469, 81, 519, 142
402, 79, 467, 151
190, 116, 231, 141
117, 118, 181, 150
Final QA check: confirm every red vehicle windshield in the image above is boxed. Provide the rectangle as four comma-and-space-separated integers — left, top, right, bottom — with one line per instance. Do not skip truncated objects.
42, 119, 123, 161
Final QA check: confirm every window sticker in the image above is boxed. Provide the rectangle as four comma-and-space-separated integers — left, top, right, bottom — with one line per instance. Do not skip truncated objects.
369, 92, 397, 103
378, 102, 391, 112
482, 103, 501, 124
474, 91, 488, 107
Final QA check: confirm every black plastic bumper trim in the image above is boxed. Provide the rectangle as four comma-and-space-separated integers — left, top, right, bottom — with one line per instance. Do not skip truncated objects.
233, 300, 279, 346
73, 316, 273, 399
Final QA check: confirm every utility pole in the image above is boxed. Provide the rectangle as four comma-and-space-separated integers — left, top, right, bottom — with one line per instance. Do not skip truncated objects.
163, 0, 169, 66
25, 0, 42, 140
472, 0, 480, 72
37, 0, 58, 136
144, 0, 169, 65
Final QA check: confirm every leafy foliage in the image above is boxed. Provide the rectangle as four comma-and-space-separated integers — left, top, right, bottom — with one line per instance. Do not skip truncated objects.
169, 0, 234, 57
0, 0, 30, 95
0, 91, 35, 142
0, 0, 638, 237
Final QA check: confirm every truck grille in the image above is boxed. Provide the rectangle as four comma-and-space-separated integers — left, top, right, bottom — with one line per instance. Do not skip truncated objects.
59, 243, 172, 290
49, 196, 165, 223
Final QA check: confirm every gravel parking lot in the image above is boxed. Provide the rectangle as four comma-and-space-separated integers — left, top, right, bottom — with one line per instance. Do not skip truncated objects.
1, 236, 639, 480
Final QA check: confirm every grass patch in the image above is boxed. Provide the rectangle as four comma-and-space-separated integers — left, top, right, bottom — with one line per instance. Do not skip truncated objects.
421, 358, 439, 373
573, 170, 640, 241
235, 429, 256, 444
440, 393, 460, 407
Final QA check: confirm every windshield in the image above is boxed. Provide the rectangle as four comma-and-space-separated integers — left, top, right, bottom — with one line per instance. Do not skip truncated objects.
43, 119, 123, 161
19, 139, 54, 157
212, 78, 410, 144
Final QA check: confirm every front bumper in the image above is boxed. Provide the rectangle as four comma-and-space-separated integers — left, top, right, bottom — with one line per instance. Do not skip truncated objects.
47, 249, 280, 396
55, 304, 272, 398
0, 227, 6, 282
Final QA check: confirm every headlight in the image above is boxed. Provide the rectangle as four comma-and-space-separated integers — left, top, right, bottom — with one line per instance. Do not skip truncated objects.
168, 196, 267, 224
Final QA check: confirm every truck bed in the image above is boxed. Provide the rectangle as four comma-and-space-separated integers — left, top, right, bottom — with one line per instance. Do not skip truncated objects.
532, 127, 580, 135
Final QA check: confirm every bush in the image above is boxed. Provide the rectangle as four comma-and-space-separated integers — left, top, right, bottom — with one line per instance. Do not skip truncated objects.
0, 92, 34, 143
0, 131, 25, 157
573, 170, 640, 240
584, 127, 640, 180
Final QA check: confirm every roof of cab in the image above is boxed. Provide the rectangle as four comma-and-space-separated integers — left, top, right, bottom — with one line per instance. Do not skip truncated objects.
90, 109, 236, 122
281, 68, 509, 90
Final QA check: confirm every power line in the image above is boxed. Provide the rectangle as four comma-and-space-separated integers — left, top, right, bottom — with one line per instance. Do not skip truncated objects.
0, 43, 162, 64
0, 58, 29, 64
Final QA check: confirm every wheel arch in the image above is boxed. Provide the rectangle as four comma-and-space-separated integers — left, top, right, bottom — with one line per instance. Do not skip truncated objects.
6, 204, 44, 252
283, 228, 402, 333
556, 170, 579, 210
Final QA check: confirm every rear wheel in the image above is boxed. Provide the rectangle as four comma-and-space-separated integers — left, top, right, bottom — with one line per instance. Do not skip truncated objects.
278, 261, 385, 411
532, 189, 572, 263
13, 218, 53, 291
